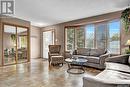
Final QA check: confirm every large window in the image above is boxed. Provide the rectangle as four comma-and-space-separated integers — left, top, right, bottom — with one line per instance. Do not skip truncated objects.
65, 19, 121, 54
108, 20, 120, 54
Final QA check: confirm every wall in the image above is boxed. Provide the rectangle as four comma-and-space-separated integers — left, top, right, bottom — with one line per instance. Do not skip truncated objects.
41, 11, 130, 54
30, 26, 41, 58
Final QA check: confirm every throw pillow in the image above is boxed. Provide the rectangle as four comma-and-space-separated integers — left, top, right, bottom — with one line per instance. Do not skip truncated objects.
73, 50, 77, 55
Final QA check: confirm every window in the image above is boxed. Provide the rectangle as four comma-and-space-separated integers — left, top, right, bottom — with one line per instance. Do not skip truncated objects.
75, 27, 85, 48
66, 28, 75, 51
65, 19, 121, 54
96, 23, 107, 49
85, 25, 95, 48
19, 36, 27, 48
108, 20, 120, 54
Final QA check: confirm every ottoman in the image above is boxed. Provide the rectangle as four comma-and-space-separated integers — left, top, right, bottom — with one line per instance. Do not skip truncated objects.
50, 55, 64, 65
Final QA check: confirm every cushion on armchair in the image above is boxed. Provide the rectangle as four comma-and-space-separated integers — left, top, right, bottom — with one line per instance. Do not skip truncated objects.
49, 45, 61, 53
49, 53, 60, 56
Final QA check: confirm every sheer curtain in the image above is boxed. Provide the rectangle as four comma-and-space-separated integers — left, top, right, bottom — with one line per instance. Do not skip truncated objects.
96, 23, 107, 49
43, 31, 54, 58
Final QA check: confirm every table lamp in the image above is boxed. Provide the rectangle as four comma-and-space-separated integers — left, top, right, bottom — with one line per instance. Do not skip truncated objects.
126, 40, 130, 50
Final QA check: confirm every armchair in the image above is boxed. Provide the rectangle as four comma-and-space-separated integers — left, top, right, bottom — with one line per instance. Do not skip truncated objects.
105, 54, 129, 65
48, 45, 62, 64
83, 54, 130, 87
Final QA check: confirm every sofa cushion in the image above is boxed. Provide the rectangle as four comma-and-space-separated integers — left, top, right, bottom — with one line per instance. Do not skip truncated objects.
49, 53, 60, 56
86, 56, 100, 64
90, 49, 105, 57
73, 55, 87, 59
77, 48, 90, 56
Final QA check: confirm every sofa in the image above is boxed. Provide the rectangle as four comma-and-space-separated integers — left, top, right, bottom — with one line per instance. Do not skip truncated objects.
83, 54, 130, 87
72, 48, 110, 69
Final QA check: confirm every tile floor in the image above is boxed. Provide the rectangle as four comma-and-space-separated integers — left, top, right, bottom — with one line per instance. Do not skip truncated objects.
0, 58, 101, 87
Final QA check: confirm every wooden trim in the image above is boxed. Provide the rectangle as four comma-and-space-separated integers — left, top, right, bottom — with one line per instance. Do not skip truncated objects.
16, 26, 18, 64
94, 24, 96, 48
83, 27, 85, 47
53, 29, 55, 44
64, 27, 66, 57
2, 22, 29, 29
2, 23, 4, 66
119, 20, 122, 55
27, 27, 30, 62
64, 25, 84, 28
64, 16, 120, 28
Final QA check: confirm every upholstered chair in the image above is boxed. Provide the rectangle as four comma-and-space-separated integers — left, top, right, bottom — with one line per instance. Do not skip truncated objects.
48, 45, 62, 64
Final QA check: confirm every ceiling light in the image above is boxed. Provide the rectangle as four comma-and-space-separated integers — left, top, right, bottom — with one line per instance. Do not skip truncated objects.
31, 22, 49, 27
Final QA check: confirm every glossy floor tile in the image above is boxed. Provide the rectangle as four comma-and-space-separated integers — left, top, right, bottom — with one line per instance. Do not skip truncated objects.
0, 58, 101, 87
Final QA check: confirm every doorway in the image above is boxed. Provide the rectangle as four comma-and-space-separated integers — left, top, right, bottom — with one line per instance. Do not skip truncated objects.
43, 30, 54, 59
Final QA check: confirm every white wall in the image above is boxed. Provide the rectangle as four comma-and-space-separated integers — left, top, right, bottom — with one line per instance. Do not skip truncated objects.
30, 26, 41, 58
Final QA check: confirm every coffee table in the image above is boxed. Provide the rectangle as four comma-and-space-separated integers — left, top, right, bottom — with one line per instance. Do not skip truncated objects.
65, 58, 87, 74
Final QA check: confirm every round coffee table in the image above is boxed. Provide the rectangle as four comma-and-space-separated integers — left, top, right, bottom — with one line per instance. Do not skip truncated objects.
65, 58, 87, 74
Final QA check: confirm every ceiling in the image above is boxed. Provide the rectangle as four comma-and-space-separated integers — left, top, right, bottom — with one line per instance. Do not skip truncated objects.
14, 0, 130, 27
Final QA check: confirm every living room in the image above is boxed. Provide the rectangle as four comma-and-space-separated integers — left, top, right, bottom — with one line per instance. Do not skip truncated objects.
0, 0, 130, 87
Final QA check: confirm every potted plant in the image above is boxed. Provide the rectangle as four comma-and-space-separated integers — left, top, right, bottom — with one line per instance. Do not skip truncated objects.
11, 34, 16, 43
121, 8, 130, 32
125, 49, 130, 54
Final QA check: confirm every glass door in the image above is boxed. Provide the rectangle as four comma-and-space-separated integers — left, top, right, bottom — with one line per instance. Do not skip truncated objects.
3, 25, 17, 65
43, 31, 54, 59
17, 27, 28, 63
3, 24, 29, 65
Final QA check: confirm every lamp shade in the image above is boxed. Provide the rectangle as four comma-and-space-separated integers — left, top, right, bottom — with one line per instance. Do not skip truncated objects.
126, 40, 130, 45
